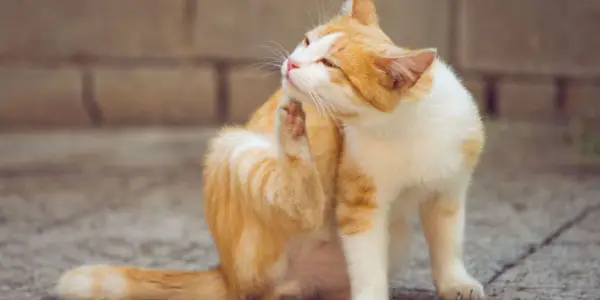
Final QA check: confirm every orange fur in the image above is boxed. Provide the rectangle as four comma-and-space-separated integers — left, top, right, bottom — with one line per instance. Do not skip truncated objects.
461, 131, 485, 168
55, 92, 348, 300
335, 150, 377, 236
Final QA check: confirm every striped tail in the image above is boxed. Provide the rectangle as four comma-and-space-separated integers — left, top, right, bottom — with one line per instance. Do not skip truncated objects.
56, 265, 228, 300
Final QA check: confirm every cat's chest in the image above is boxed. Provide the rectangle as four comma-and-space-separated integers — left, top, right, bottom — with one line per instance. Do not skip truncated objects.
345, 131, 462, 190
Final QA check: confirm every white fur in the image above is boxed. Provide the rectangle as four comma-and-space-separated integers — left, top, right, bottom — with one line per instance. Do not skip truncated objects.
56, 265, 127, 300
101, 269, 128, 299
341, 204, 390, 300
215, 130, 277, 202
281, 28, 485, 299
340, 61, 484, 300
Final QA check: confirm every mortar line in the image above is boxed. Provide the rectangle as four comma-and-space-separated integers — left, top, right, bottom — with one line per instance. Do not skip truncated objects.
555, 77, 567, 111
2, 55, 600, 83
215, 62, 230, 124
81, 69, 104, 125
483, 75, 498, 117
484, 203, 600, 286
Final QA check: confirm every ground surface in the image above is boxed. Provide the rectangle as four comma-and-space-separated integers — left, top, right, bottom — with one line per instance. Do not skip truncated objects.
0, 121, 598, 300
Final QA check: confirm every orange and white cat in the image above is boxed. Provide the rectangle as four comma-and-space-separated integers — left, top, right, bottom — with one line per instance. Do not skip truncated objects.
55, 0, 486, 299
282, 1, 486, 299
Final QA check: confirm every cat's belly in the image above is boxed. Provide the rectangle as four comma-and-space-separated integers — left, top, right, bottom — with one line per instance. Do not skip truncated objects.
282, 230, 350, 296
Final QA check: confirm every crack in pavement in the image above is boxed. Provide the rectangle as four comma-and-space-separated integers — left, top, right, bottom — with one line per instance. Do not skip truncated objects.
484, 203, 600, 286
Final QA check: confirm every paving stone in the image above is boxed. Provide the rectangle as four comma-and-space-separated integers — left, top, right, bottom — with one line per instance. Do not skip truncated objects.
0, 122, 599, 299
457, 0, 600, 76
95, 67, 218, 125
0, 174, 144, 238
228, 67, 280, 123
194, 0, 450, 60
0, 0, 191, 58
496, 80, 558, 121
0, 67, 89, 127
488, 210, 600, 299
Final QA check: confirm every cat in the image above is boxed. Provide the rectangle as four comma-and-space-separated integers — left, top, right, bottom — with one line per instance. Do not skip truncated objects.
55, 93, 349, 300
281, 1, 486, 299
55, 0, 486, 299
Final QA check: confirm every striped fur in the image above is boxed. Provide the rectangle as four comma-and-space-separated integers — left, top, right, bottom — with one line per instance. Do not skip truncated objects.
56, 94, 346, 300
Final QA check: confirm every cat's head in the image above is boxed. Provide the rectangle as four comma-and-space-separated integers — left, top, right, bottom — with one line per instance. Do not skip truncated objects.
281, 0, 437, 121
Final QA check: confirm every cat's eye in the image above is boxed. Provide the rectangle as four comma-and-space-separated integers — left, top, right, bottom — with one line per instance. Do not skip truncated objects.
303, 36, 310, 46
319, 58, 336, 68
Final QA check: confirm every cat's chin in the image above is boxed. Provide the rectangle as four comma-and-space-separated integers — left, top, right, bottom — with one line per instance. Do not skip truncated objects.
282, 80, 310, 102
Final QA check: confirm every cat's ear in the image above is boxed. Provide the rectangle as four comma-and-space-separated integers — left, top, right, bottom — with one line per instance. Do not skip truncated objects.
375, 47, 437, 89
341, 0, 378, 26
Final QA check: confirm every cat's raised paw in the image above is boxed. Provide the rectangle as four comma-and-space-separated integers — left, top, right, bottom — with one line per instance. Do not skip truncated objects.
437, 281, 485, 300
278, 99, 306, 140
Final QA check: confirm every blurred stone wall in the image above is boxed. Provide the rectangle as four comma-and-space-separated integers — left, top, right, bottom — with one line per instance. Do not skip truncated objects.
0, 0, 598, 128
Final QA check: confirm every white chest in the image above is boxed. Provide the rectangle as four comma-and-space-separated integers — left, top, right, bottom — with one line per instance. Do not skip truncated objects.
345, 128, 463, 198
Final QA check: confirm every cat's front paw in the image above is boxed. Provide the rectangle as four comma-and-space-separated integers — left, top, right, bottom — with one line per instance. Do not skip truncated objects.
437, 277, 485, 300
277, 98, 307, 140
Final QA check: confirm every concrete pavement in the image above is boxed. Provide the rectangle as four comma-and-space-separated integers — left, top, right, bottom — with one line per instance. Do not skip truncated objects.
0, 121, 598, 300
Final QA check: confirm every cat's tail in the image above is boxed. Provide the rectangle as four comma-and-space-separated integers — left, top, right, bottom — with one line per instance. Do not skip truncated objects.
55, 264, 229, 300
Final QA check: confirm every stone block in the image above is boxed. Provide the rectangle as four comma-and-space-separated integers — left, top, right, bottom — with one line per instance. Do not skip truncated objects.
0, 68, 89, 127
566, 83, 600, 119
457, 0, 600, 76
496, 80, 557, 121
0, 0, 190, 58
378, 0, 451, 60
194, 0, 450, 60
228, 67, 279, 123
94, 67, 217, 125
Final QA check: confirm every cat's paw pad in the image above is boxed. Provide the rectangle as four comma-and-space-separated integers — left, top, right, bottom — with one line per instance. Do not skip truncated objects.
278, 99, 306, 140
438, 279, 485, 300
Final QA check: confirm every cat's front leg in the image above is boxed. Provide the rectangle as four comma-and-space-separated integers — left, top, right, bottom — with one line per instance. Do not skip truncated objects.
273, 97, 326, 229
419, 178, 485, 300
336, 162, 390, 300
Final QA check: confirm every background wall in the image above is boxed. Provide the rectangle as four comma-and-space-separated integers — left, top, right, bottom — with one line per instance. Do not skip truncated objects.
0, 0, 598, 128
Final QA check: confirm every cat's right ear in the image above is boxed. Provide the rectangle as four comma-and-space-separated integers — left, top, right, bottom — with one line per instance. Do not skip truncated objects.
341, 0, 378, 26
375, 47, 437, 90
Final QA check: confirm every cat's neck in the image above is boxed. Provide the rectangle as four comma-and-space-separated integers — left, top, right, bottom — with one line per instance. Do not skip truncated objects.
343, 59, 475, 141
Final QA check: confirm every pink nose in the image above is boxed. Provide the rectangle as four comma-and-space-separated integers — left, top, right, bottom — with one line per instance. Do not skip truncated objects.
287, 59, 299, 73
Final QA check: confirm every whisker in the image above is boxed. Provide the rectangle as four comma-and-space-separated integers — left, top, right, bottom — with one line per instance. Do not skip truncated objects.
313, 92, 343, 132
255, 47, 287, 68
298, 76, 327, 119
266, 41, 290, 57
254, 44, 287, 60
310, 92, 327, 118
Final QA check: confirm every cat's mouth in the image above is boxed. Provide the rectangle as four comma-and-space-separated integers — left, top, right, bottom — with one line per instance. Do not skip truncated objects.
283, 76, 307, 99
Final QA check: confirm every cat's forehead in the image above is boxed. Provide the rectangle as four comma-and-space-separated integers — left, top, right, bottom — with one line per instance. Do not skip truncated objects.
301, 32, 345, 59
